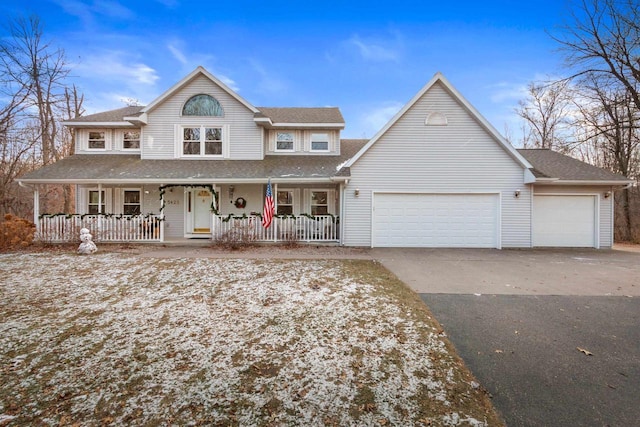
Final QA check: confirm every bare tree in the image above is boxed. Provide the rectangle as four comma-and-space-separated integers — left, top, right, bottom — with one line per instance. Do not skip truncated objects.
0, 15, 83, 216
515, 80, 575, 151
572, 76, 640, 239
554, 0, 640, 111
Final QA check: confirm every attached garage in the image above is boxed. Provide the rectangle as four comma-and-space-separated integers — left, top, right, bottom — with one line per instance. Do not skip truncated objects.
372, 193, 499, 248
533, 195, 597, 247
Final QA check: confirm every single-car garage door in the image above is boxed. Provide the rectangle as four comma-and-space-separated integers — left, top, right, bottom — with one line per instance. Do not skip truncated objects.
373, 193, 499, 248
533, 195, 596, 247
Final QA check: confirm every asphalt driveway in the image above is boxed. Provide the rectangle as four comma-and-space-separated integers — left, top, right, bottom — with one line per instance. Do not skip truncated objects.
374, 247, 640, 426
372, 247, 640, 295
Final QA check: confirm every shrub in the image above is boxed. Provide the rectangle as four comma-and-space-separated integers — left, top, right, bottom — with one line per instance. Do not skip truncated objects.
0, 214, 36, 252
213, 224, 257, 250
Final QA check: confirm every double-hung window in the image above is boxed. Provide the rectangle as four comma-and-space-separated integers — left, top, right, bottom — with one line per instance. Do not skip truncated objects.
88, 131, 106, 150
276, 132, 294, 151
311, 191, 329, 215
310, 133, 329, 151
88, 190, 106, 214
123, 190, 141, 215
277, 190, 294, 215
123, 130, 140, 150
182, 126, 222, 156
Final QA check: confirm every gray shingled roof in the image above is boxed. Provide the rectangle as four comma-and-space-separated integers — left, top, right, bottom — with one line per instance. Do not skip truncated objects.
69, 106, 145, 122
256, 107, 344, 124
66, 106, 343, 125
518, 149, 631, 182
19, 140, 367, 183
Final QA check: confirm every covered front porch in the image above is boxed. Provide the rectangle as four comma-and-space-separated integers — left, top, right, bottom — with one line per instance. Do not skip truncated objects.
33, 181, 343, 244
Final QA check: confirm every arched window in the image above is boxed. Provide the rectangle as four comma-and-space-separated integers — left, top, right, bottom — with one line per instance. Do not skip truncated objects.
182, 94, 224, 116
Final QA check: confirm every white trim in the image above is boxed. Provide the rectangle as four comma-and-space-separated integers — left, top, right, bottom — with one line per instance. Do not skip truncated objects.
274, 131, 295, 152
63, 121, 136, 127
86, 129, 109, 151
308, 188, 335, 215
120, 129, 142, 152
345, 72, 532, 170
254, 117, 344, 129
531, 193, 600, 248
370, 191, 502, 249
533, 179, 633, 186
610, 191, 615, 248
310, 132, 330, 152
122, 188, 143, 215
123, 113, 147, 124
19, 177, 343, 185
142, 66, 259, 114
275, 187, 296, 215
178, 125, 226, 158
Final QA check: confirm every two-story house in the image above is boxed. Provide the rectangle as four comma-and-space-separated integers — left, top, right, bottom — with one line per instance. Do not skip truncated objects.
19, 66, 632, 248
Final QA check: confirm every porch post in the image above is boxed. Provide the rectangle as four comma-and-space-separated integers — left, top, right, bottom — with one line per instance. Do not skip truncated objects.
33, 186, 40, 231
159, 183, 165, 242
273, 181, 278, 242
97, 182, 103, 237
339, 182, 345, 245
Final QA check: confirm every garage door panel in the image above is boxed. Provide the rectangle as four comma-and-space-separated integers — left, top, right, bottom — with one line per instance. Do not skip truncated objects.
533, 195, 596, 247
373, 193, 499, 248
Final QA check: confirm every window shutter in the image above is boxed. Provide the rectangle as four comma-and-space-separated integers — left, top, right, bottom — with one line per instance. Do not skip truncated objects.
268, 131, 275, 152
223, 125, 231, 159
174, 124, 180, 158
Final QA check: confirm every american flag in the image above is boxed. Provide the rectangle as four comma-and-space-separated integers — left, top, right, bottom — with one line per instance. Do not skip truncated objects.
262, 179, 275, 228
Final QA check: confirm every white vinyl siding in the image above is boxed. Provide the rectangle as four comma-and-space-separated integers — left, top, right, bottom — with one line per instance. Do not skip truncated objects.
533, 186, 613, 248
143, 74, 262, 160
343, 81, 530, 247
372, 193, 499, 247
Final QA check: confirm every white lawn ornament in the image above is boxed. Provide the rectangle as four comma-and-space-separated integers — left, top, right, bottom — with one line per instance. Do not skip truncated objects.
78, 227, 98, 254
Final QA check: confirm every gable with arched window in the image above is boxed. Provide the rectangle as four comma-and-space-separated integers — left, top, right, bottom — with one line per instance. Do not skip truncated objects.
182, 94, 224, 116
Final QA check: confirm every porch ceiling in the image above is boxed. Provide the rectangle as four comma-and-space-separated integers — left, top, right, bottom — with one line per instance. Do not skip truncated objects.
18, 139, 366, 184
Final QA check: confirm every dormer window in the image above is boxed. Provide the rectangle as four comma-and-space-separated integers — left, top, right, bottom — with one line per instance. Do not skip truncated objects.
276, 132, 294, 151
311, 133, 329, 151
88, 131, 106, 150
123, 130, 140, 150
182, 94, 224, 116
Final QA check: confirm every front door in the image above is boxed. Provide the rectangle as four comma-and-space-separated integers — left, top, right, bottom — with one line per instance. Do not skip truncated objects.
191, 189, 212, 234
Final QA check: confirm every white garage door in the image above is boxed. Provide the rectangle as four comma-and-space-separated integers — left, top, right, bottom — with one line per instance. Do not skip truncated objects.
533, 195, 596, 247
373, 193, 499, 248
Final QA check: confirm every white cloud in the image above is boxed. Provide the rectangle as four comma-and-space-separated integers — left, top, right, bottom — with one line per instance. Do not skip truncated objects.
487, 81, 528, 103
349, 36, 399, 62
167, 44, 188, 65
164, 41, 239, 91
52, 0, 134, 25
74, 52, 159, 86
358, 101, 404, 137
248, 59, 287, 96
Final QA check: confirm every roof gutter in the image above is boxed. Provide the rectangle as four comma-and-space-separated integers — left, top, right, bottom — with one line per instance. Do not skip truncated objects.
533, 179, 635, 186
17, 177, 344, 185
63, 121, 136, 128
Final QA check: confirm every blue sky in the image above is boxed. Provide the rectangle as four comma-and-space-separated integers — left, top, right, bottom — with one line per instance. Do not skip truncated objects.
2, 0, 572, 141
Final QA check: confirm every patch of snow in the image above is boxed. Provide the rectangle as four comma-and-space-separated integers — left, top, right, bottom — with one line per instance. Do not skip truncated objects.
0, 253, 491, 425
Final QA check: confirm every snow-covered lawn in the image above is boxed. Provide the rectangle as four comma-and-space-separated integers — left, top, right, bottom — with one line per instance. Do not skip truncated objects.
0, 252, 501, 426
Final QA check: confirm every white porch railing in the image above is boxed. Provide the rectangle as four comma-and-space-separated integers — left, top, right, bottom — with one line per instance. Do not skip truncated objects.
37, 214, 163, 243
213, 215, 339, 242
